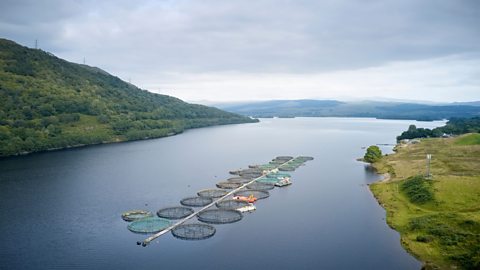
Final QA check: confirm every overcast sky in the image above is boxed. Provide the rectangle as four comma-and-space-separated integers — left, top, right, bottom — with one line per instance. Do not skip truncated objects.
1, 0, 479, 103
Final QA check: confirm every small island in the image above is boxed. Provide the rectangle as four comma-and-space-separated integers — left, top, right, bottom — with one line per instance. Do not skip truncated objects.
366, 131, 480, 269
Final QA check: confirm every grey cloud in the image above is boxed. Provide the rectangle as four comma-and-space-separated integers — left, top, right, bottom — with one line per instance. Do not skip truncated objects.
1, 0, 479, 73
0, 0, 478, 102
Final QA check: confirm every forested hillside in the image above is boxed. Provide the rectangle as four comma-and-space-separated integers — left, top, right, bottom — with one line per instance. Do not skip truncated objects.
217, 100, 480, 120
0, 39, 257, 157
397, 117, 480, 140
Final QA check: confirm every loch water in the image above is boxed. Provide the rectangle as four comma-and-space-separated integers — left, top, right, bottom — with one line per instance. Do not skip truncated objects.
0, 118, 445, 269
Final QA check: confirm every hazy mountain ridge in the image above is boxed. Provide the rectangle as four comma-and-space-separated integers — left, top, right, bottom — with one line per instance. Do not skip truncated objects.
216, 99, 480, 120
0, 38, 257, 157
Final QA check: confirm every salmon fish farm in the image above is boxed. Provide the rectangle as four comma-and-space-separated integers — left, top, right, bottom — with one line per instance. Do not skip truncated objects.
120, 156, 313, 245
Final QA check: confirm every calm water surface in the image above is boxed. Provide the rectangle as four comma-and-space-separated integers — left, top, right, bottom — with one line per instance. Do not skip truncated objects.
0, 118, 445, 270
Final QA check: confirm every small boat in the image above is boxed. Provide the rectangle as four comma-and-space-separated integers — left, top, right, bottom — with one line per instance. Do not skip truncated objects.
275, 178, 292, 187
232, 194, 257, 203
121, 210, 153, 222
236, 203, 256, 213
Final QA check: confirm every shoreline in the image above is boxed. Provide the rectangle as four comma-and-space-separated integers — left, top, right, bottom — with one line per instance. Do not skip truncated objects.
365, 136, 480, 269
379, 172, 391, 182
368, 180, 426, 268
0, 120, 259, 159
362, 162, 424, 267
0, 131, 180, 159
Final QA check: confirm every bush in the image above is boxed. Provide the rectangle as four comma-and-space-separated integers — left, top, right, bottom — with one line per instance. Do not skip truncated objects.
416, 235, 434, 243
97, 115, 109, 124
400, 175, 434, 204
409, 215, 435, 230
450, 246, 480, 270
58, 113, 80, 123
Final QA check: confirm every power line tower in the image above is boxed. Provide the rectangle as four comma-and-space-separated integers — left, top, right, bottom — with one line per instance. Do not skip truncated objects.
426, 154, 432, 179
35, 39, 38, 49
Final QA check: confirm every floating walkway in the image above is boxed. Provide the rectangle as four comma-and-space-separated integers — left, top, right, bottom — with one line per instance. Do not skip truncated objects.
121, 156, 313, 246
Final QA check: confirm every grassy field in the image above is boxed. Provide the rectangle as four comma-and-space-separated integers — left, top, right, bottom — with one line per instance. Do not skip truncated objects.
455, 133, 480, 146
370, 133, 480, 269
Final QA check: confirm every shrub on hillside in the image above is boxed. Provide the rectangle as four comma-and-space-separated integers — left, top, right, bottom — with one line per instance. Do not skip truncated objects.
400, 175, 434, 204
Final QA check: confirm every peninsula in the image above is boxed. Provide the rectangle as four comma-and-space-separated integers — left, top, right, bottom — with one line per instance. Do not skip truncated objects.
369, 133, 480, 269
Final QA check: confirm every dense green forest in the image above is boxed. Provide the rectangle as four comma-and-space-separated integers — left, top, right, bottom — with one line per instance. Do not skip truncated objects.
397, 117, 480, 140
0, 38, 257, 157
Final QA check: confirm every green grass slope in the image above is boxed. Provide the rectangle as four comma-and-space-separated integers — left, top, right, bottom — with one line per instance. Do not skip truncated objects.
370, 135, 480, 269
455, 133, 480, 146
0, 38, 257, 157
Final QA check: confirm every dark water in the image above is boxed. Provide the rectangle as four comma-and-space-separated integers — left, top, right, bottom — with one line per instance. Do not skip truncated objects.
0, 118, 445, 270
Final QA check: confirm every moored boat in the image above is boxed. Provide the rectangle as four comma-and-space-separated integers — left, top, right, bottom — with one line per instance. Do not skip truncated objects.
236, 203, 256, 212
232, 194, 257, 203
275, 178, 292, 187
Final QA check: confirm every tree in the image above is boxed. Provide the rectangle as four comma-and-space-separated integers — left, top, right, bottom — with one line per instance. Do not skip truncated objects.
364, 145, 382, 163
0, 126, 11, 140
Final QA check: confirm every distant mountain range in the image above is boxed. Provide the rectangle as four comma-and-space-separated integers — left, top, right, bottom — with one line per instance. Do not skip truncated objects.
216, 99, 480, 120
452, 101, 480, 106
0, 38, 256, 157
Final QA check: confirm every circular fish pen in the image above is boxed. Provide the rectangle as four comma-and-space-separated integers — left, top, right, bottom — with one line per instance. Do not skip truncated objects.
180, 196, 213, 207
157, 206, 194, 219
216, 181, 242, 189
241, 168, 263, 173
197, 189, 228, 198
256, 177, 281, 184
121, 210, 153, 222
238, 168, 263, 177
247, 182, 275, 191
129, 155, 315, 246
258, 164, 277, 170
279, 166, 296, 171
289, 160, 305, 167
127, 217, 171, 234
234, 189, 270, 200
171, 223, 216, 240
270, 160, 284, 165
227, 177, 251, 184
216, 199, 250, 210
197, 209, 243, 224
229, 169, 242, 175
239, 171, 263, 179
267, 172, 291, 179
275, 156, 294, 161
